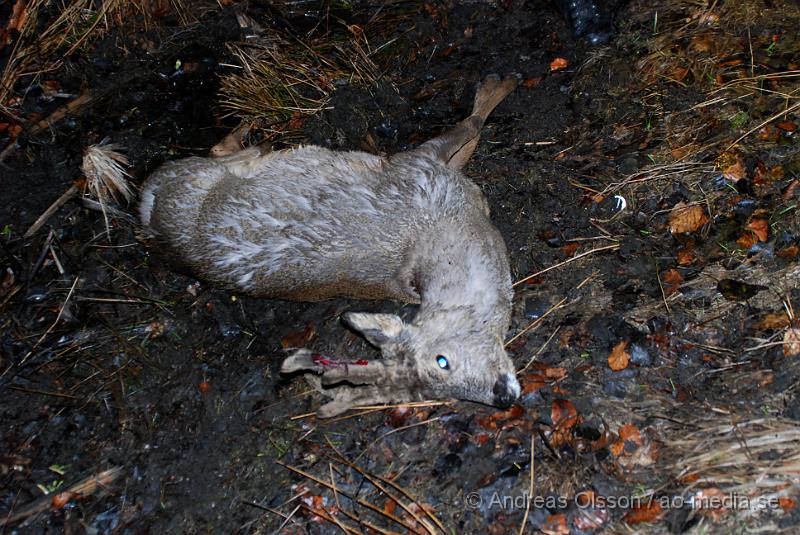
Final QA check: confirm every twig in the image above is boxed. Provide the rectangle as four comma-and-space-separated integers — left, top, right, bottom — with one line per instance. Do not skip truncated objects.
0, 467, 122, 527
23, 185, 79, 239
505, 297, 567, 349
518, 434, 535, 535
329, 447, 442, 535
10, 275, 80, 373
355, 417, 442, 463
518, 326, 561, 374
512, 244, 619, 287
726, 100, 800, 150
277, 461, 420, 532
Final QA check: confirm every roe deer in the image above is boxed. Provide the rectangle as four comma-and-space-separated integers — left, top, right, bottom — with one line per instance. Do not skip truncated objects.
140, 75, 519, 417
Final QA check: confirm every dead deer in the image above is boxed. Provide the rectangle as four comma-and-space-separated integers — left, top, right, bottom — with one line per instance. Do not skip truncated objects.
139, 75, 519, 417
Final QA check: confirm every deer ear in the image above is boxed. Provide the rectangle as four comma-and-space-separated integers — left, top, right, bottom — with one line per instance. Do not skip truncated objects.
343, 312, 405, 347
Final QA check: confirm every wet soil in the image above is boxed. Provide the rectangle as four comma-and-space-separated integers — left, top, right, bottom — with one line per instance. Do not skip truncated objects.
1, 0, 799, 533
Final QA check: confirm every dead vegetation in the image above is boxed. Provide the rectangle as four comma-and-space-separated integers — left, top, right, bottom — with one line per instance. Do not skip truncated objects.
1, 0, 800, 533
1, 0, 192, 122
217, 2, 415, 132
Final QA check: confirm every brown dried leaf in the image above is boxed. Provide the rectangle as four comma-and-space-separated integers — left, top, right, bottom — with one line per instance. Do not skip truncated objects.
475, 404, 524, 430
737, 231, 758, 249
783, 180, 799, 201
624, 500, 663, 525
522, 76, 542, 88
610, 423, 643, 457
777, 245, 799, 259
661, 268, 683, 297
716, 151, 746, 182
280, 323, 317, 349
541, 513, 569, 535
549, 57, 568, 71
608, 341, 630, 371
676, 246, 696, 266
7, 1, 28, 32
545, 367, 567, 379
668, 202, 708, 234
691, 33, 713, 52
693, 488, 731, 522
756, 313, 791, 330
551, 398, 578, 426
572, 504, 611, 530
784, 328, 800, 357
561, 243, 579, 258
745, 219, 769, 242
550, 399, 580, 448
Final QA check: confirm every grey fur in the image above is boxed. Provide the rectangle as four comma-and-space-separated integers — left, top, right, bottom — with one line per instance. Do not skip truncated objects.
140, 75, 520, 417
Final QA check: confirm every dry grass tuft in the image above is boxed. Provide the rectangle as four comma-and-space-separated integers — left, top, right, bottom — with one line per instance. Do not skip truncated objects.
219, 44, 343, 128
1, 0, 195, 122
81, 140, 133, 234
82, 140, 134, 205
218, 3, 414, 130
657, 413, 800, 528
625, 0, 800, 165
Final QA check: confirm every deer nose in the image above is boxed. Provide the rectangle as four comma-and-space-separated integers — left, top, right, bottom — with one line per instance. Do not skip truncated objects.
492, 373, 521, 408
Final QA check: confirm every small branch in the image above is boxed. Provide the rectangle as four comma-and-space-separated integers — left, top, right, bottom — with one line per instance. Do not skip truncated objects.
513, 244, 619, 287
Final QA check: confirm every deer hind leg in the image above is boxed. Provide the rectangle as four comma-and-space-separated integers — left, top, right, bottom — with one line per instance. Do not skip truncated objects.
411, 74, 517, 170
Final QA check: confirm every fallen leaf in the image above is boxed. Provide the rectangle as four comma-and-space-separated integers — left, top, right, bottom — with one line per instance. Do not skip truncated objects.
717, 279, 764, 301
676, 246, 696, 266
784, 328, 800, 357
693, 488, 730, 522
691, 33, 713, 52
754, 163, 784, 185
716, 151, 746, 182
474, 432, 491, 446
522, 76, 542, 88
541, 513, 569, 535
745, 219, 769, 242
618, 423, 642, 444
280, 322, 317, 349
551, 398, 577, 426
561, 243, 579, 258
550, 57, 568, 71
7, 1, 28, 32
777, 121, 797, 132
783, 180, 799, 201
668, 202, 708, 234
475, 404, 524, 430
680, 472, 700, 483
572, 506, 610, 530
51, 491, 78, 509
756, 313, 791, 330
550, 399, 580, 448
545, 367, 567, 379
777, 245, 799, 259
624, 500, 663, 525
521, 373, 547, 395
660, 268, 683, 297
610, 423, 642, 456
717, 58, 743, 68
736, 231, 758, 249
608, 341, 631, 371
671, 66, 689, 82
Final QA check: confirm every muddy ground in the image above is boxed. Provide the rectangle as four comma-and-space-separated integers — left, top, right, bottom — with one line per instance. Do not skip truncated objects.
1, 0, 800, 533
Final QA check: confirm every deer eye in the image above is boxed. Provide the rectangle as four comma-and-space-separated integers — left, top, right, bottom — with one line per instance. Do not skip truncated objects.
436, 355, 450, 370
